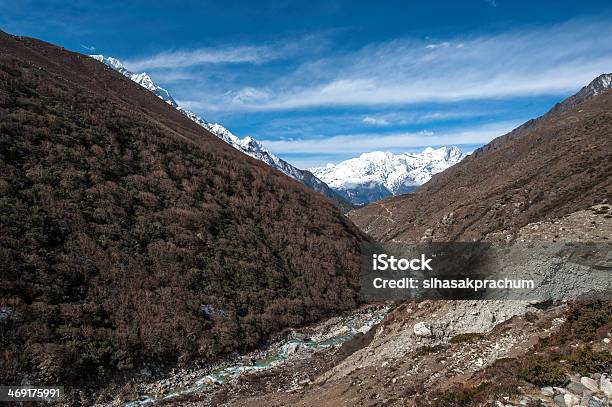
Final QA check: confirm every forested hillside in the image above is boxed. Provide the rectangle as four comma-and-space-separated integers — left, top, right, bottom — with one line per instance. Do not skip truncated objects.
0, 31, 366, 390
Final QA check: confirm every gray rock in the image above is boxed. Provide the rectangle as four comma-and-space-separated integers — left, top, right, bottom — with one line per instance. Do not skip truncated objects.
285, 342, 301, 354
581, 377, 599, 392
599, 374, 612, 397
563, 393, 580, 407
413, 322, 432, 337
566, 382, 588, 394
553, 394, 567, 407
541, 386, 555, 397
581, 394, 591, 406
587, 395, 607, 407
0, 307, 17, 322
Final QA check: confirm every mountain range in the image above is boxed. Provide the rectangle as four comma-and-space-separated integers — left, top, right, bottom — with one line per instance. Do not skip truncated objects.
311, 146, 466, 205
349, 73, 612, 242
90, 55, 351, 210
90, 55, 470, 209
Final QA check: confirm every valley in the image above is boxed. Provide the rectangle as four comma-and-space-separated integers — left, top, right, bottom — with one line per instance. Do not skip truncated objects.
0, 17, 611, 407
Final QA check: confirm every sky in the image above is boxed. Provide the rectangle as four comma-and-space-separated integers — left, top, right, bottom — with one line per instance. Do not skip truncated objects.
2, 0, 612, 168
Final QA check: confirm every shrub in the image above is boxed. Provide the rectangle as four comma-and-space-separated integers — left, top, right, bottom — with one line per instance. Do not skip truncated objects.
413, 344, 446, 357
450, 332, 484, 344
518, 357, 568, 387
567, 347, 612, 376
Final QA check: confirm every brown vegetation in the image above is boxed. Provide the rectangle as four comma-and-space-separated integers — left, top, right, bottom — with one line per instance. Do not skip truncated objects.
0, 31, 367, 392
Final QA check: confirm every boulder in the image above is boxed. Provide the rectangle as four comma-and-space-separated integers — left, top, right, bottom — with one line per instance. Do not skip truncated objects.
599, 374, 612, 397
285, 342, 301, 354
541, 386, 555, 397
580, 377, 599, 392
566, 382, 588, 395
587, 395, 607, 407
553, 394, 566, 407
563, 393, 580, 407
413, 322, 432, 337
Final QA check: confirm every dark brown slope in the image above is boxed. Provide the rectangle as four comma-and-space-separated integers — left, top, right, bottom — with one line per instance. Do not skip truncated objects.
349, 79, 612, 242
0, 31, 366, 394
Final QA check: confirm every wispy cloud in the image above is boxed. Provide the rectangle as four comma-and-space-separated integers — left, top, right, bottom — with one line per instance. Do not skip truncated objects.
80, 43, 95, 51
362, 116, 390, 126
124, 33, 331, 72
425, 42, 451, 49
261, 120, 520, 155
124, 45, 277, 71
178, 17, 612, 112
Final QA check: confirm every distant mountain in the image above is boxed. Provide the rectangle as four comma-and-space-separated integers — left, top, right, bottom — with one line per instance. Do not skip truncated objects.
90, 55, 350, 210
349, 74, 612, 242
311, 146, 465, 205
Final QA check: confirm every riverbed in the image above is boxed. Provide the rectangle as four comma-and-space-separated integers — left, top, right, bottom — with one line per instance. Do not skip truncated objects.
123, 304, 391, 406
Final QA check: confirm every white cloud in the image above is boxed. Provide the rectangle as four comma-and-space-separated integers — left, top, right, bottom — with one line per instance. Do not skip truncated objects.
362, 116, 390, 126
123, 34, 330, 72
425, 42, 451, 49
261, 120, 521, 155
193, 17, 612, 112
230, 87, 271, 104
125, 45, 278, 71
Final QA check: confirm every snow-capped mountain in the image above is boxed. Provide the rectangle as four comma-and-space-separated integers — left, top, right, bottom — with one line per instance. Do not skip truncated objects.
550, 72, 612, 114
90, 55, 350, 210
311, 147, 466, 205
578, 73, 612, 98
91, 55, 178, 107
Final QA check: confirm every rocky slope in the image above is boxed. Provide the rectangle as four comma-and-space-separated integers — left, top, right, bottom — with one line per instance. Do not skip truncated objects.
133, 205, 611, 407
90, 55, 351, 211
349, 74, 612, 242
311, 146, 465, 205
128, 297, 610, 407
0, 31, 366, 398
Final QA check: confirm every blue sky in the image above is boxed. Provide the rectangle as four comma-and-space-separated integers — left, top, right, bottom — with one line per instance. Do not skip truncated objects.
2, 0, 612, 168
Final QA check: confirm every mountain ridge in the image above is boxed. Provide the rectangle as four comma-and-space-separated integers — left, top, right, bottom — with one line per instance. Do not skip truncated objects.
349, 74, 612, 241
311, 146, 466, 205
90, 54, 351, 211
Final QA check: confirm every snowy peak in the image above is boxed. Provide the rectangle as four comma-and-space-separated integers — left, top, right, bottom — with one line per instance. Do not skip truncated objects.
91, 53, 283, 165
311, 146, 466, 205
548, 72, 612, 117
89, 54, 350, 210
91, 54, 178, 108
582, 73, 612, 98
90, 55, 125, 71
